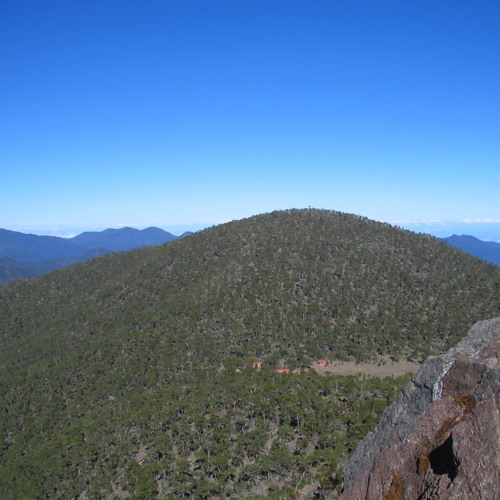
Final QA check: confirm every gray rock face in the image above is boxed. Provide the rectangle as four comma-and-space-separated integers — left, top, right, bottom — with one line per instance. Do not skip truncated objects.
341, 317, 500, 500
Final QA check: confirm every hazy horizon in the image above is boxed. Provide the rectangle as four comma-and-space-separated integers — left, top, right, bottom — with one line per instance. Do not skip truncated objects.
3, 211, 500, 243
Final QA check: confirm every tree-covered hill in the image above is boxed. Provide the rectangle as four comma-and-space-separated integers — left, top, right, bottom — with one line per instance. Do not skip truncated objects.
0, 209, 499, 497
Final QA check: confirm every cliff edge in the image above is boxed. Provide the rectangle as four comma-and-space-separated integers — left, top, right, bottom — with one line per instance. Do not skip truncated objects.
341, 317, 500, 500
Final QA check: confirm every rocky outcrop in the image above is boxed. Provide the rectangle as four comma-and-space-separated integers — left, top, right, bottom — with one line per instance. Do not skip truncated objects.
341, 317, 500, 500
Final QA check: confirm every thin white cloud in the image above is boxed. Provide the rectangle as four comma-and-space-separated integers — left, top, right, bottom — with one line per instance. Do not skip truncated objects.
462, 218, 500, 224
54, 232, 79, 239
389, 218, 500, 226
388, 219, 445, 225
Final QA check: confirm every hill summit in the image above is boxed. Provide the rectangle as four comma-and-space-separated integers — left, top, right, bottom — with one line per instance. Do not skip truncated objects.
3, 209, 498, 364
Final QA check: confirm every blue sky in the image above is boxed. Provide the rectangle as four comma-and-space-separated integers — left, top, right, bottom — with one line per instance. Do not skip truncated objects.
1, 1, 499, 240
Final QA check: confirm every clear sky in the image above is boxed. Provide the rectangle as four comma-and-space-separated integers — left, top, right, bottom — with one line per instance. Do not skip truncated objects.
1, 1, 499, 240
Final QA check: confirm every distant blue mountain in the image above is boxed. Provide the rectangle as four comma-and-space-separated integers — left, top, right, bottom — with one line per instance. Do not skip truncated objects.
71, 226, 178, 252
0, 256, 38, 282
443, 235, 500, 266
0, 227, 187, 284
0, 228, 85, 263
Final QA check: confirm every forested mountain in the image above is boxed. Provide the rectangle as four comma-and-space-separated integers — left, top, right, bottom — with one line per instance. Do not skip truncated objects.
443, 234, 500, 266
0, 226, 182, 283
0, 209, 499, 497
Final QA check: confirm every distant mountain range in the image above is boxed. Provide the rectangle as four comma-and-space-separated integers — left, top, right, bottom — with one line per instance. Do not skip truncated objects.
0, 227, 190, 283
442, 234, 500, 266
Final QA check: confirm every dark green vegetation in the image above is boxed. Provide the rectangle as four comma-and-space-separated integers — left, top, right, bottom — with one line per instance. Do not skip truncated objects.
1, 209, 499, 497
1, 361, 407, 498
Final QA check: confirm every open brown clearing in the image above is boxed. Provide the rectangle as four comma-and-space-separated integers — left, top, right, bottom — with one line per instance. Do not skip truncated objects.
314, 359, 421, 377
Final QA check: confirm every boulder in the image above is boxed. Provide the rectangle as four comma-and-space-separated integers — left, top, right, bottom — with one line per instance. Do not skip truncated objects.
341, 317, 500, 500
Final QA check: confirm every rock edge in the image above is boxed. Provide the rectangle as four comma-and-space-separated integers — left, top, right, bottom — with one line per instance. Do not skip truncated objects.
341, 317, 500, 500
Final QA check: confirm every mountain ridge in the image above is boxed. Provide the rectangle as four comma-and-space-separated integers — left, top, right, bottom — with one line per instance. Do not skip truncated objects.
71, 226, 178, 252
2, 222, 498, 285
443, 234, 500, 266
0, 226, 186, 283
